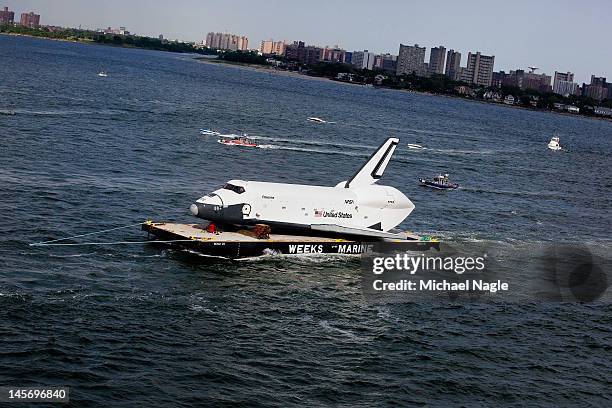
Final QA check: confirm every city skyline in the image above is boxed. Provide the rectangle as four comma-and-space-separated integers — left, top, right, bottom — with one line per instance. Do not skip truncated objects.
5, 0, 612, 83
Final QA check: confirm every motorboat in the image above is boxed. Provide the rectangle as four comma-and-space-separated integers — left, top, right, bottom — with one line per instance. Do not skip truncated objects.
217, 135, 258, 148
307, 117, 327, 124
548, 136, 562, 151
97, 71, 108, 77
200, 129, 220, 136
407, 143, 424, 150
419, 174, 459, 190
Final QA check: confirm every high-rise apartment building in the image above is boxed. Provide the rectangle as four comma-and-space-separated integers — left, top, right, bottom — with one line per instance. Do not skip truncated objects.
502, 69, 551, 92
284, 41, 321, 65
554, 80, 579, 96
259, 40, 286, 56
259, 40, 287, 55
352, 50, 376, 70
284, 41, 305, 61
582, 75, 609, 101
396, 44, 426, 76
20, 11, 40, 28
491, 71, 506, 88
554, 71, 574, 84
590, 75, 607, 87
583, 84, 608, 101
302, 46, 322, 65
237, 36, 248, 51
428, 46, 446, 75
553, 71, 578, 96
374, 53, 397, 73
461, 52, 494, 86
205, 32, 249, 51
205, 32, 215, 48
343, 51, 353, 65
321, 46, 346, 63
444, 50, 461, 80
0, 6, 15, 24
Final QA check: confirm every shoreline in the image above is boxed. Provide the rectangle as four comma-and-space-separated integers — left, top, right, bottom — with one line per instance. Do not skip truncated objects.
4, 33, 610, 124
0, 31, 91, 44
194, 58, 365, 87
0, 31, 205, 54
195, 58, 612, 123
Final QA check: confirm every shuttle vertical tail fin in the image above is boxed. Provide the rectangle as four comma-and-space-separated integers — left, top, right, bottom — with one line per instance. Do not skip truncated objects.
343, 138, 399, 188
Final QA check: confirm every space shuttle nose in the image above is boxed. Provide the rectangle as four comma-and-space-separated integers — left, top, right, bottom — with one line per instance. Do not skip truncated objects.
190, 203, 199, 216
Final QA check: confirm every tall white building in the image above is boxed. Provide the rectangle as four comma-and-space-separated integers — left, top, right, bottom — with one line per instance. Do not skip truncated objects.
553, 71, 578, 95
352, 50, 376, 70
554, 81, 579, 96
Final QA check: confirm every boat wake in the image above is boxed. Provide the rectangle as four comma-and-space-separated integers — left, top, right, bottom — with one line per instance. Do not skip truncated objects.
255, 144, 280, 149
248, 134, 376, 150
461, 186, 571, 199
203, 129, 378, 157
1, 108, 123, 117
237, 252, 361, 264
428, 148, 497, 155
201, 128, 519, 160
256, 144, 369, 157
407, 144, 425, 150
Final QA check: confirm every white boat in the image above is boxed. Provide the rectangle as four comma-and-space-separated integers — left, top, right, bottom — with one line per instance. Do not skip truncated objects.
548, 136, 562, 151
200, 129, 220, 136
407, 144, 424, 150
307, 117, 327, 124
97, 71, 108, 77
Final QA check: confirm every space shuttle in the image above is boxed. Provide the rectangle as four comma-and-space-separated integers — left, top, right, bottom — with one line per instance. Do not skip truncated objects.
190, 138, 415, 238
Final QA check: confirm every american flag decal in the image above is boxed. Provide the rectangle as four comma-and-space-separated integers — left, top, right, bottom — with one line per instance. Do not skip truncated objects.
314, 209, 323, 217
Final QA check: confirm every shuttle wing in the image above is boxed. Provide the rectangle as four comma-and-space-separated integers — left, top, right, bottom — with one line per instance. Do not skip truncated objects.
343, 138, 399, 188
311, 224, 412, 240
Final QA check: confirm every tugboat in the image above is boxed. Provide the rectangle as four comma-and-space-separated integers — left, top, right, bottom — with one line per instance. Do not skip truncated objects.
548, 135, 562, 151
419, 174, 459, 190
217, 135, 258, 148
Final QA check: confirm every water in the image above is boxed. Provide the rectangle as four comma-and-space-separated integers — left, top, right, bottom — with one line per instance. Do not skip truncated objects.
1, 36, 611, 406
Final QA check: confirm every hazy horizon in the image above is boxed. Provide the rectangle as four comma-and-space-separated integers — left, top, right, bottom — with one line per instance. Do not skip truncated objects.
6, 0, 612, 83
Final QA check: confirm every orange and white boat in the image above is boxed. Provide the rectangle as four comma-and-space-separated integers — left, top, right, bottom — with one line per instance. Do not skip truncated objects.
217, 135, 258, 148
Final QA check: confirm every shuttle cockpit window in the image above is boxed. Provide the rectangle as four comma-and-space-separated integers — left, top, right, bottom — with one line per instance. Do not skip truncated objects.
223, 183, 245, 194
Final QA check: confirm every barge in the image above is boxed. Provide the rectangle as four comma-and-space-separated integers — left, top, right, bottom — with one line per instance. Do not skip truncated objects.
142, 221, 439, 259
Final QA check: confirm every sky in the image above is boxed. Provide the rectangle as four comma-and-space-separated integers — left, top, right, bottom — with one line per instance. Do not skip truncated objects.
8, 0, 612, 83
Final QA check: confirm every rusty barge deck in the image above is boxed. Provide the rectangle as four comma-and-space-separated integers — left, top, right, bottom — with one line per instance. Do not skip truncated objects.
142, 221, 439, 259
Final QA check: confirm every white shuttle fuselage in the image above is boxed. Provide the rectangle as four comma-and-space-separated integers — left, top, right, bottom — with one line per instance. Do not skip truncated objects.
190, 138, 415, 238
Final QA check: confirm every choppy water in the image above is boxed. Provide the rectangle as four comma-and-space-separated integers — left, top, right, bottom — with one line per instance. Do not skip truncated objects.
1, 35, 611, 406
